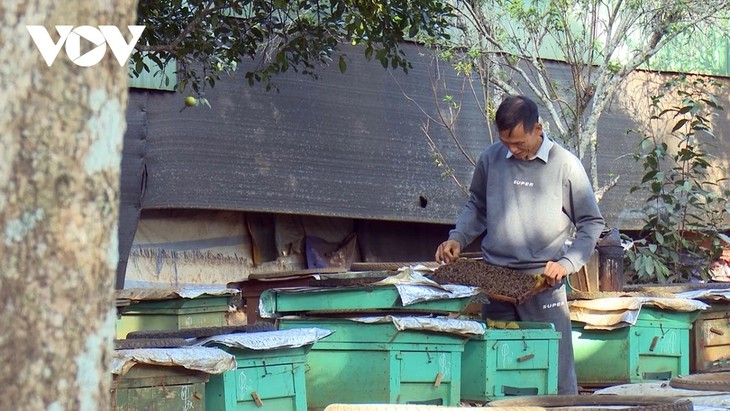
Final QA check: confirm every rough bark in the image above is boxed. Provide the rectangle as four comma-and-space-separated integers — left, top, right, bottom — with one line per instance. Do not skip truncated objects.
0, 1, 135, 409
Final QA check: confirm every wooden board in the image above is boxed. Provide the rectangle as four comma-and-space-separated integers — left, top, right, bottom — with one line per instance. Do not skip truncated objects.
247, 266, 346, 280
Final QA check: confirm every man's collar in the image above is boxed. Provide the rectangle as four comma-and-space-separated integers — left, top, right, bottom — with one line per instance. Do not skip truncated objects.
505, 135, 553, 162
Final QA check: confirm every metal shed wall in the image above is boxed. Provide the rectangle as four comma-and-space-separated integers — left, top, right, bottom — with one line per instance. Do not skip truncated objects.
127, 43, 486, 223
120, 43, 730, 240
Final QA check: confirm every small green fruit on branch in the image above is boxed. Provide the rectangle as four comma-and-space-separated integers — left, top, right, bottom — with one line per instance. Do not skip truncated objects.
184, 96, 197, 107
179, 96, 210, 112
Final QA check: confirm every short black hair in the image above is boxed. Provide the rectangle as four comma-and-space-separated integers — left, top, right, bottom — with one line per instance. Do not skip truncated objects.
495, 95, 539, 133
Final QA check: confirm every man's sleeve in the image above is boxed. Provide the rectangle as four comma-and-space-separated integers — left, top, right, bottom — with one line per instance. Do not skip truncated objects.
448, 157, 488, 248
558, 160, 605, 274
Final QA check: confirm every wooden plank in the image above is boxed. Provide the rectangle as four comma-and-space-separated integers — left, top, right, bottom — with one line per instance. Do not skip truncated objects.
248, 266, 345, 280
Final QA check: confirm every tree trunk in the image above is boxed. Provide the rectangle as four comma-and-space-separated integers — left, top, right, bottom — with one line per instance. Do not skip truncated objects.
0, 1, 135, 409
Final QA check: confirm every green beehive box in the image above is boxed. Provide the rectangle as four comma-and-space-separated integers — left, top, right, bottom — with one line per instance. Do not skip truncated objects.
461, 322, 560, 401
260, 286, 472, 315
278, 318, 468, 410
116, 296, 231, 339
112, 365, 209, 410
205, 346, 310, 411
572, 307, 697, 386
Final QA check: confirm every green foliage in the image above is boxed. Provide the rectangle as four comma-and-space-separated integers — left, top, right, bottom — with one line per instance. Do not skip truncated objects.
131, 0, 454, 92
625, 75, 729, 283
429, 148, 456, 182
606, 60, 622, 74
442, 94, 459, 109
644, 28, 730, 77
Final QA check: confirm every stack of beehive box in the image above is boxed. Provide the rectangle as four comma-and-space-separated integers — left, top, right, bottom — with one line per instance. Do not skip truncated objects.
264, 268, 563, 408
570, 292, 709, 387
264, 273, 476, 409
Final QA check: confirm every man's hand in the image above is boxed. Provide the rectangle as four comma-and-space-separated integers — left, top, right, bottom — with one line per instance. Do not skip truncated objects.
435, 240, 462, 263
543, 261, 567, 286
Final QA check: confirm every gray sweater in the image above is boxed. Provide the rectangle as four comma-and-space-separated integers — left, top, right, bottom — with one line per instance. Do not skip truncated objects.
449, 137, 605, 274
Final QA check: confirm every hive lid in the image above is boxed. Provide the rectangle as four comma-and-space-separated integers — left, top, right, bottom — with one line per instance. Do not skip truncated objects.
111, 346, 237, 376
199, 327, 333, 350
570, 296, 709, 330
116, 284, 239, 301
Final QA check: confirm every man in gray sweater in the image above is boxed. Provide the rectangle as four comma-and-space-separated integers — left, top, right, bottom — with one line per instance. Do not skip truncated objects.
435, 95, 604, 395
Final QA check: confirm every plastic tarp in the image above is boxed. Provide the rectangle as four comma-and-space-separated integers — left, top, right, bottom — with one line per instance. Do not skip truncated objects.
116, 284, 240, 301
371, 267, 481, 305
595, 382, 730, 410
347, 316, 485, 337
198, 327, 332, 350
676, 289, 730, 302
111, 346, 237, 376
570, 297, 709, 330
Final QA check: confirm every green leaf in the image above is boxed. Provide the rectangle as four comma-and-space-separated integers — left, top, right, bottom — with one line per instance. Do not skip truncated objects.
338, 55, 346, 73
641, 170, 658, 184
651, 181, 662, 193
644, 257, 655, 276
408, 24, 418, 38
678, 105, 693, 114
671, 118, 689, 132
640, 138, 654, 151
702, 98, 722, 110
134, 58, 143, 76
656, 232, 664, 244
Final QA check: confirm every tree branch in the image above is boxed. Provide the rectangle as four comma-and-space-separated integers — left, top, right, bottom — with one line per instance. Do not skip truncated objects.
136, 1, 227, 55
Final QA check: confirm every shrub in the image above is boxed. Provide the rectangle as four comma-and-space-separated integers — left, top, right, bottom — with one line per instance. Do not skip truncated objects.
624, 75, 729, 283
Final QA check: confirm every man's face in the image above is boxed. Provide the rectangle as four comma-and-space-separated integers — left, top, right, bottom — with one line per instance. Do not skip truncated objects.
498, 122, 543, 160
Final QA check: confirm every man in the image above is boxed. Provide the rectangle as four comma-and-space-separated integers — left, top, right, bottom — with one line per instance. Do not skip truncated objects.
435, 95, 604, 395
